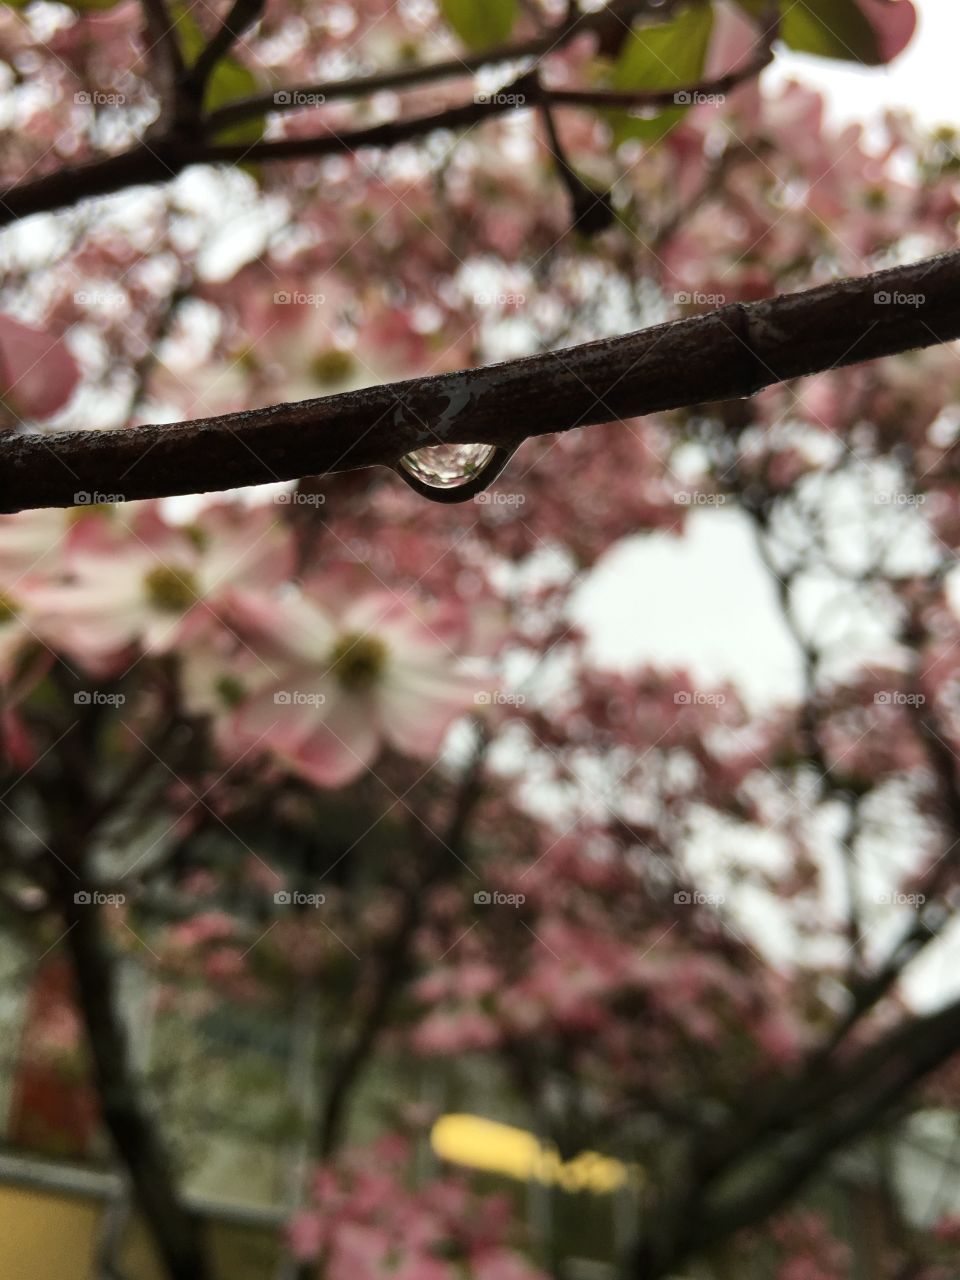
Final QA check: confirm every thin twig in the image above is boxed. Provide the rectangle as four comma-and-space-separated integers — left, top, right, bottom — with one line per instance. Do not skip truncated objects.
188, 0, 266, 98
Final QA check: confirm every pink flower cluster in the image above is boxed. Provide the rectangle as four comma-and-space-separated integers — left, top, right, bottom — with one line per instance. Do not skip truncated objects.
289, 1137, 546, 1280
0, 502, 487, 787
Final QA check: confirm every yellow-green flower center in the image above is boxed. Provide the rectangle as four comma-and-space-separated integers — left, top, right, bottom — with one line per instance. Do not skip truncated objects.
215, 673, 246, 708
327, 633, 387, 692
311, 349, 355, 386
144, 566, 199, 614
184, 524, 208, 552
0, 591, 18, 623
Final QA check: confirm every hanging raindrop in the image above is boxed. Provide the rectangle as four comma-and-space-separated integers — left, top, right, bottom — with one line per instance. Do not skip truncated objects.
396, 443, 514, 504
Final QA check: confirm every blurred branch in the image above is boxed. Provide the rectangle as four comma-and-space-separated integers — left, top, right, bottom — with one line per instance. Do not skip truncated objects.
141, 0, 185, 81
93, 1192, 133, 1280
743, 497, 868, 974
316, 729, 489, 1157
629, 992, 960, 1277
55, 867, 211, 1280
140, 0, 187, 132
203, 0, 686, 131
538, 93, 615, 236
187, 0, 266, 99
37, 704, 211, 1280
0, 16, 766, 227
3, 250, 960, 512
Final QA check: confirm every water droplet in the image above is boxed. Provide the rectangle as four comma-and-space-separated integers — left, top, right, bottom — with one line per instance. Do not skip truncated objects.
397, 443, 512, 504
400, 443, 496, 488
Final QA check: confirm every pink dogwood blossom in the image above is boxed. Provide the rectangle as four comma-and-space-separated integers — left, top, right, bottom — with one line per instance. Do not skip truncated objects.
28, 505, 291, 675
231, 585, 486, 786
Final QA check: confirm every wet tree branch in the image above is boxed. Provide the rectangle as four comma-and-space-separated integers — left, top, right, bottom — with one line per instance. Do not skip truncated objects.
2, 249, 960, 513
0, 4, 760, 228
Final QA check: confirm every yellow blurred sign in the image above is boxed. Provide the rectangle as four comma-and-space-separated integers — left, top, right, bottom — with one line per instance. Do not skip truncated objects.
430, 1114, 631, 1195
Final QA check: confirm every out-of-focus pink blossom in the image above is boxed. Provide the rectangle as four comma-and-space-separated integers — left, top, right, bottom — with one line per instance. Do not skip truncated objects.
231, 586, 487, 786
0, 314, 80, 421
28, 505, 291, 675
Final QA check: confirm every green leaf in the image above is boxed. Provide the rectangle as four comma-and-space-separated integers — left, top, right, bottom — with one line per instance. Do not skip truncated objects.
439, 0, 517, 50
3, 0, 126, 8
609, 4, 715, 144
736, 0, 902, 65
60, 0, 129, 9
205, 58, 263, 145
778, 0, 881, 65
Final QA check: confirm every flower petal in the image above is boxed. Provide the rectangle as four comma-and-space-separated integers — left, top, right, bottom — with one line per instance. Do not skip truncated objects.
0, 314, 80, 421
288, 691, 380, 787
230, 588, 337, 663
378, 661, 480, 758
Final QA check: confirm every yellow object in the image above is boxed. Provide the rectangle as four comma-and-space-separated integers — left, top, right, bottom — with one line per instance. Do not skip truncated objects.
430, 1114, 629, 1195
0, 1185, 100, 1280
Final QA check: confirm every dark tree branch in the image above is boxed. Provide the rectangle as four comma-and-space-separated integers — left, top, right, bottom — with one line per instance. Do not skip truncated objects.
187, 0, 266, 99
0, 92, 530, 226
201, 0, 681, 130
2, 249, 960, 513
539, 93, 615, 235
629, 993, 960, 1278
0, 18, 767, 227
0, 143, 183, 227
56, 875, 210, 1280
32, 687, 211, 1280
317, 730, 488, 1156
139, 0, 188, 135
